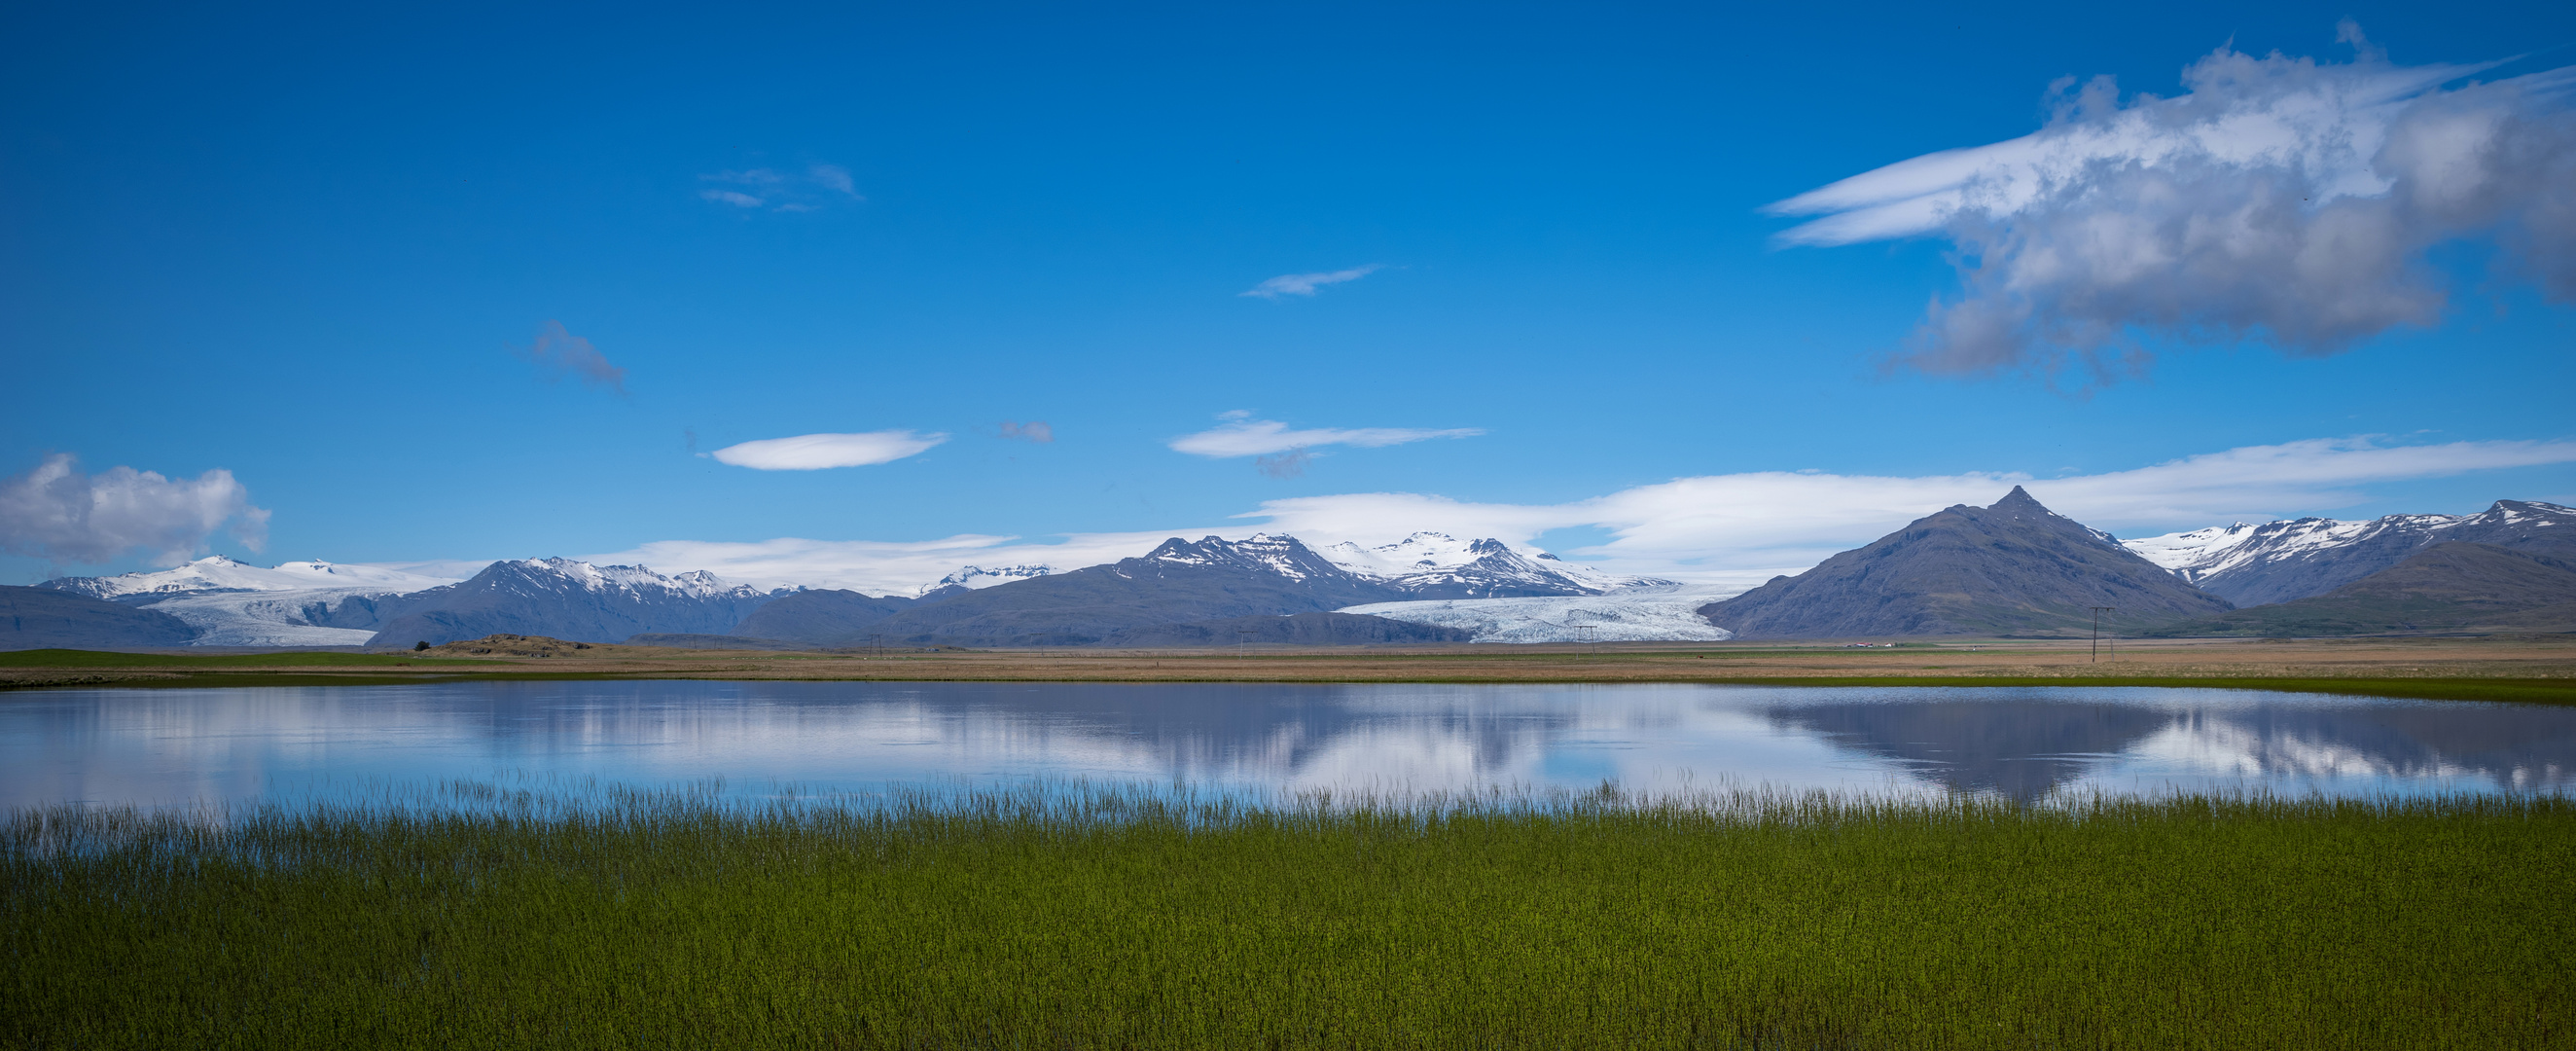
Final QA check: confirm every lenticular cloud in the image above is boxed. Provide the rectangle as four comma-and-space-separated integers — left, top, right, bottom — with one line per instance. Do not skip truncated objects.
1770, 26, 2576, 381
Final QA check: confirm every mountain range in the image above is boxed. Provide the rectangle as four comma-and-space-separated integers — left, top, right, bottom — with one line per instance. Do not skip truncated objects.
751, 533, 1655, 647
363, 559, 788, 647
12, 501, 2573, 651
2120, 500, 2576, 605
15, 531, 1644, 649
2142, 542, 2576, 637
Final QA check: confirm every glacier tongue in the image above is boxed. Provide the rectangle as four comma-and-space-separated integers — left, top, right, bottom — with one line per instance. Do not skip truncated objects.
1340, 585, 1734, 643
142, 592, 385, 647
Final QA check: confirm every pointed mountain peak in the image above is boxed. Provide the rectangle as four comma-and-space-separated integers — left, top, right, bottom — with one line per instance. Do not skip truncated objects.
1989, 486, 2046, 513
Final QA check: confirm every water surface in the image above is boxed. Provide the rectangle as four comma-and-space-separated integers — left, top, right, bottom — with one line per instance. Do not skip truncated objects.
4, 680, 2569, 809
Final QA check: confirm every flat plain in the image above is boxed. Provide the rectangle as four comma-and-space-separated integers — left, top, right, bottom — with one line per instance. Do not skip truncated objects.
5, 634, 2572, 704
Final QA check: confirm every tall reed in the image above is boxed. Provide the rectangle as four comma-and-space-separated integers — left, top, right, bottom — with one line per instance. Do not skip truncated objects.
6, 781, 2568, 1049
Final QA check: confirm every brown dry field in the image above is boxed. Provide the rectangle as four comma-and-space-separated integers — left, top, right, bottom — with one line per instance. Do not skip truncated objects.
9, 634, 2574, 703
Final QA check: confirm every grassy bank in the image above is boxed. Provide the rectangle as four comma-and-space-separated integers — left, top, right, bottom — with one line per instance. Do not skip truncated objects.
7, 643, 2574, 705
7, 786, 2571, 1049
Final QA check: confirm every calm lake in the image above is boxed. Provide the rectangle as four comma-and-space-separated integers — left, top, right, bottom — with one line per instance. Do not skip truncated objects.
5, 680, 2571, 810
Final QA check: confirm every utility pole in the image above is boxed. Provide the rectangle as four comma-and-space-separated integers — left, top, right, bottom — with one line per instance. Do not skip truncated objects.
1237, 627, 1257, 664
1572, 624, 1598, 656
2089, 607, 2116, 663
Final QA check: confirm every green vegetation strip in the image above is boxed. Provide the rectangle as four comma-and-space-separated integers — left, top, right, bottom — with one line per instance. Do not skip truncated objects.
7, 787, 2570, 1049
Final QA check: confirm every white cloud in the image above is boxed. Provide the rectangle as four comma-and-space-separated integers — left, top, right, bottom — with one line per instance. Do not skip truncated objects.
1770, 27, 2576, 380
1169, 417, 1484, 457
698, 163, 865, 212
1240, 265, 1382, 300
806, 163, 859, 197
0, 453, 271, 566
709, 431, 948, 470
513, 319, 626, 393
612, 434, 2576, 598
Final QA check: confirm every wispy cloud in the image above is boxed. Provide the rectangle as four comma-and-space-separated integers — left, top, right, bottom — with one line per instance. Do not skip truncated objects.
708, 430, 948, 470
698, 162, 866, 213
0, 453, 269, 566
513, 319, 627, 394
1770, 24, 2576, 382
1255, 449, 1312, 479
605, 435, 2576, 597
998, 420, 1055, 443
1240, 265, 1382, 300
1170, 415, 1484, 458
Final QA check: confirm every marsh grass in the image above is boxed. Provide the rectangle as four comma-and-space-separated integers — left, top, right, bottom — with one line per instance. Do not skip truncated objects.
5, 781, 2570, 1049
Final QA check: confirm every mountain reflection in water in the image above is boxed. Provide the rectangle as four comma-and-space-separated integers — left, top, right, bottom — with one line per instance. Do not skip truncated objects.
1761, 701, 2576, 799
2, 682, 2569, 810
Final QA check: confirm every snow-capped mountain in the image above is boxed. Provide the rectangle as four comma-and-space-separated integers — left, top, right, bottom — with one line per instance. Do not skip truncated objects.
1321, 532, 1668, 597
1141, 533, 1353, 582
849, 532, 1669, 647
41, 556, 467, 600
1342, 585, 1735, 643
2124, 500, 2576, 606
366, 558, 788, 647
35, 557, 477, 647
922, 564, 1055, 595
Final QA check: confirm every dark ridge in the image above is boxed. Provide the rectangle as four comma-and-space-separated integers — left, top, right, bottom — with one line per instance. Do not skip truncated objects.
2142, 542, 2576, 637
1698, 489, 2232, 639
0, 586, 202, 650
728, 590, 919, 646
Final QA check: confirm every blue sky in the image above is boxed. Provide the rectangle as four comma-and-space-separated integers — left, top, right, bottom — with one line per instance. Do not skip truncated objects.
5, 1, 2574, 592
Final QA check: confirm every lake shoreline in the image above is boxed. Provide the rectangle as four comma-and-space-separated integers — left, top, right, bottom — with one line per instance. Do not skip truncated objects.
6, 635, 2573, 704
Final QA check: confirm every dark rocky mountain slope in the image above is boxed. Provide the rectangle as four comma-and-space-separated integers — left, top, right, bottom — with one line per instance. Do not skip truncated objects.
724, 589, 921, 646
1099, 612, 1477, 647
853, 535, 1420, 646
2142, 542, 2576, 636
1, 586, 201, 649
1697, 488, 2234, 638
365, 559, 781, 647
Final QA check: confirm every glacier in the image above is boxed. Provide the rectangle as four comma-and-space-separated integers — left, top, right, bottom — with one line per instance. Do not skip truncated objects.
39, 557, 477, 647
1340, 584, 1735, 643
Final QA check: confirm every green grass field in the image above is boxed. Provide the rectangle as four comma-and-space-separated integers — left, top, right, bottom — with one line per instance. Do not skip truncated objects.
7, 785, 2570, 1049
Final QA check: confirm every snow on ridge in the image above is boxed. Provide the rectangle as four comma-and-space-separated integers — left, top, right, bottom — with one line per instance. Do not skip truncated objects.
1148, 533, 1325, 581
42, 556, 466, 600
927, 564, 1056, 594
1319, 531, 1664, 594
2118, 500, 2576, 586
503, 558, 772, 599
